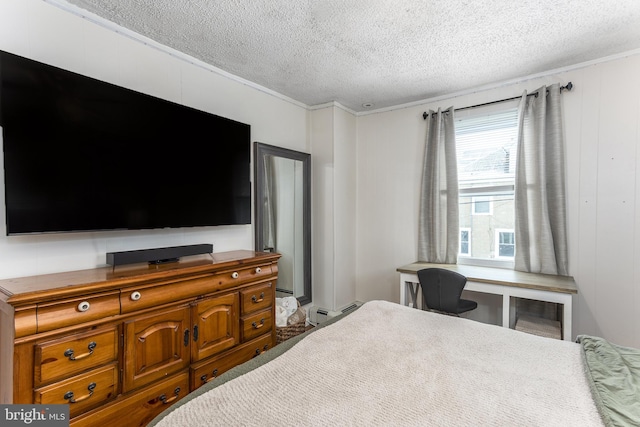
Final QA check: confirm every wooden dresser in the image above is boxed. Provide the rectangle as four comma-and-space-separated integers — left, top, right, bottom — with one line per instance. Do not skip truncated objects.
0, 250, 280, 426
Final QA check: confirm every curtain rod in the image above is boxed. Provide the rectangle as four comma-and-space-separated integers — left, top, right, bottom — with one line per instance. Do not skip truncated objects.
422, 82, 573, 120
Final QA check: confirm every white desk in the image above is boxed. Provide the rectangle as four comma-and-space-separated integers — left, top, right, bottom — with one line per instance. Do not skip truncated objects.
397, 262, 577, 341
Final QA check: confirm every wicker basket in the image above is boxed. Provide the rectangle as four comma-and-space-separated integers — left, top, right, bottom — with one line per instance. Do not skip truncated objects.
276, 301, 307, 344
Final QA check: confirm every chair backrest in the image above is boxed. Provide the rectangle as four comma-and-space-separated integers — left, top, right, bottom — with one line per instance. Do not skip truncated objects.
417, 268, 467, 313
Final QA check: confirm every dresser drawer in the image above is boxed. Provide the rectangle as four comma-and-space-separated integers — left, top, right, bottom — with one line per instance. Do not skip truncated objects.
214, 263, 273, 290
240, 282, 273, 315
15, 305, 37, 338
191, 334, 272, 390
241, 308, 273, 342
35, 326, 119, 386
34, 362, 118, 418
70, 371, 189, 427
37, 292, 120, 333
120, 263, 272, 313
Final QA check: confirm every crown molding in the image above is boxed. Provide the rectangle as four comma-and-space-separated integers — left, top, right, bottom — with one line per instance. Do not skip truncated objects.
40, 1, 640, 118
357, 48, 640, 116
44, 0, 308, 110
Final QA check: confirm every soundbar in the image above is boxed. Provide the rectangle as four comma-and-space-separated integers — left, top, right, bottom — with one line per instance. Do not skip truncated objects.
106, 244, 214, 267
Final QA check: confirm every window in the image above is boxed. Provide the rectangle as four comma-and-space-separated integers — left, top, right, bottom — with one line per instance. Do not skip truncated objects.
459, 228, 470, 255
456, 109, 518, 265
496, 229, 515, 258
472, 196, 492, 215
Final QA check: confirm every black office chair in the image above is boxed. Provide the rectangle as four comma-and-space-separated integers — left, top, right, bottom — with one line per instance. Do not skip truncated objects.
417, 268, 477, 315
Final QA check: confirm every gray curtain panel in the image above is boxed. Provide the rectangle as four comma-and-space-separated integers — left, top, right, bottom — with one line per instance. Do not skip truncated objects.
514, 84, 569, 275
418, 108, 459, 263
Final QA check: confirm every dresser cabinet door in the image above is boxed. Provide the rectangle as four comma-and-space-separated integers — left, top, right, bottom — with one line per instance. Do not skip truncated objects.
123, 305, 191, 392
191, 293, 239, 362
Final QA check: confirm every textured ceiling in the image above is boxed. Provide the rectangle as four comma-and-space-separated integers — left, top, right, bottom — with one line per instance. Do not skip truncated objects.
63, 0, 640, 112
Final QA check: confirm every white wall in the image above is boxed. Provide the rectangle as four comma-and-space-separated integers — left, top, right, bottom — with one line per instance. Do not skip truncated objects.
333, 107, 357, 309
310, 107, 334, 308
310, 105, 357, 311
355, 52, 640, 348
0, 0, 308, 279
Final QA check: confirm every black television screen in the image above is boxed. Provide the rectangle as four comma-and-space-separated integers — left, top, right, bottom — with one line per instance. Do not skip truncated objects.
0, 50, 251, 235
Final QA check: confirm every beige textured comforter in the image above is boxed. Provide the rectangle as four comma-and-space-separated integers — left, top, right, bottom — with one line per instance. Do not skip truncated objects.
153, 300, 603, 426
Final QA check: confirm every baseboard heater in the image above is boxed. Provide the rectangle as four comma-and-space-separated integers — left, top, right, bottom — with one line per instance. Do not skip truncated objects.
309, 301, 363, 324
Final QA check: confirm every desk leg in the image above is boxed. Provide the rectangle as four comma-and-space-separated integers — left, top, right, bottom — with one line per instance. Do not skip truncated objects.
509, 296, 518, 329
502, 294, 510, 329
562, 296, 573, 341
400, 274, 420, 308
407, 283, 419, 309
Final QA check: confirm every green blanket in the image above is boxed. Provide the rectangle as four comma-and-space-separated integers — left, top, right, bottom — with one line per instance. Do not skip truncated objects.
577, 335, 640, 427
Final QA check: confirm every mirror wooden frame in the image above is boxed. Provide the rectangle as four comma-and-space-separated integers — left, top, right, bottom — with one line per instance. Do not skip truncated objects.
254, 142, 311, 306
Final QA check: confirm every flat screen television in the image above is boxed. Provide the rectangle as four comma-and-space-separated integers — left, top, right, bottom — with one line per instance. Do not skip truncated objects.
0, 50, 251, 235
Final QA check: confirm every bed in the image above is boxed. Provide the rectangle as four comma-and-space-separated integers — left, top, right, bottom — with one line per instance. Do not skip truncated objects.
149, 300, 640, 427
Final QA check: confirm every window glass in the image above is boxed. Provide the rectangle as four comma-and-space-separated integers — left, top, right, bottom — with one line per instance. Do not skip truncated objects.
472, 196, 492, 215
457, 109, 518, 263
460, 228, 470, 255
496, 229, 515, 258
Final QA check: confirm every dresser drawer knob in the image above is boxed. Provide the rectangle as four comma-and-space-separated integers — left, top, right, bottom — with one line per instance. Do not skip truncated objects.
64, 382, 96, 403
252, 318, 265, 329
159, 387, 181, 405
255, 267, 262, 274
77, 301, 91, 312
251, 292, 265, 303
64, 341, 97, 361
231, 271, 239, 279
130, 291, 142, 301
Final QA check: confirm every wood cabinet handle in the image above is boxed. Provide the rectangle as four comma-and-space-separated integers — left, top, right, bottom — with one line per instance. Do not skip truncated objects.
251, 292, 265, 303
255, 267, 262, 274
254, 344, 269, 357
159, 387, 181, 404
200, 369, 219, 384
252, 318, 265, 329
64, 382, 96, 403
64, 341, 97, 361
77, 301, 91, 312
130, 291, 141, 301
231, 271, 239, 279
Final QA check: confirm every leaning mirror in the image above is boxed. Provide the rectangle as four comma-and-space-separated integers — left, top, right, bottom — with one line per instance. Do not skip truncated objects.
254, 142, 311, 305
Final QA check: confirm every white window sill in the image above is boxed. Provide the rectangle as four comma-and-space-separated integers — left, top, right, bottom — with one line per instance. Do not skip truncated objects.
457, 256, 514, 270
